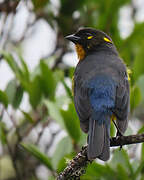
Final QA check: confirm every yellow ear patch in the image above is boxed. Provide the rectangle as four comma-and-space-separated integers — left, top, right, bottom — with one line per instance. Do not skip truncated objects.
104, 37, 112, 43
87, 36, 93, 39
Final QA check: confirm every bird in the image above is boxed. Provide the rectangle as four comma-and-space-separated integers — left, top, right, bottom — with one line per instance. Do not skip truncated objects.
65, 28, 130, 161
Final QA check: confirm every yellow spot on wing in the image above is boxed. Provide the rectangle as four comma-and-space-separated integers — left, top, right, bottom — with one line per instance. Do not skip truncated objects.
75, 44, 86, 61
104, 37, 112, 43
111, 114, 116, 122
87, 36, 93, 39
127, 68, 132, 81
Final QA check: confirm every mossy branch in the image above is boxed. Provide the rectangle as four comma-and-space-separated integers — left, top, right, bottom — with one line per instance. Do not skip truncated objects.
57, 133, 144, 180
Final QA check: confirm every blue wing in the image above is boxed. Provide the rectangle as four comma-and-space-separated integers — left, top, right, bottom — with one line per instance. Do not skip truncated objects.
88, 75, 116, 123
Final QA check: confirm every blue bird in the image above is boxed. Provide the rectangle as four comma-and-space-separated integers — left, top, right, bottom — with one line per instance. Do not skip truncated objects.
65, 28, 130, 161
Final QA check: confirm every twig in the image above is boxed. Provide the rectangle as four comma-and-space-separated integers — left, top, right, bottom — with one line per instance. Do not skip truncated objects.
23, 118, 40, 138
5, 109, 22, 141
0, 13, 7, 37
45, 128, 61, 153
57, 133, 144, 180
23, 106, 48, 138
0, 0, 19, 14
0, 13, 15, 49
110, 133, 144, 146
11, 16, 36, 45
0, 106, 4, 119
36, 118, 51, 145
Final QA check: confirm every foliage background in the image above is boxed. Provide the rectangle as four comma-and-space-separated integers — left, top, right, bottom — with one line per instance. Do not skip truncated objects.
0, 0, 144, 179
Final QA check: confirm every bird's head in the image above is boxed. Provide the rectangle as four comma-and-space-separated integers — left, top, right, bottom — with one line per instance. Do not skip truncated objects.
65, 28, 114, 61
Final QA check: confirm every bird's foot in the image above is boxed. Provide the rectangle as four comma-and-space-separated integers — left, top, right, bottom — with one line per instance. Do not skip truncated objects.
116, 130, 123, 151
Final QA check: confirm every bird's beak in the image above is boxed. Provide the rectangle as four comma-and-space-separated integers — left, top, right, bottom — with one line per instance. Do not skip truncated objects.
65, 34, 80, 43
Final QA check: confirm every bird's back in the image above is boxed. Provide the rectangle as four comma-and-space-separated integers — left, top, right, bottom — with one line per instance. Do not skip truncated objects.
74, 50, 127, 85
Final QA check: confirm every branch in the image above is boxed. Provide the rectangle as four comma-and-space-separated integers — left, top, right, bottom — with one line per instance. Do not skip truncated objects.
57, 133, 144, 180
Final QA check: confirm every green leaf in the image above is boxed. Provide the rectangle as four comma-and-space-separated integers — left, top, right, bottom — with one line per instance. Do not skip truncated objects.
13, 85, 23, 109
138, 126, 144, 134
0, 122, 7, 144
136, 75, 144, 102
116, 164, 130, 180
82, 162, 115, 180
56, 157, 66, 173
62, 79, 73, 101
0, 90, 8, 108
2, 52, 29, 90
55, 95, 70, 109
5, 79, 17, 103
21, 143, 53, 171
69, 68, 75, 79
28, 76, 42, 108
57, 153, 75, 173
141, 143, 144, 162
120, 23, 144, 66
40, 61, 56, 100
60, 0, 85, 17
21, 111, 34, 123
2, 52, 23, 80
78, 131, 87, 147
110, 121, 115, 137
52, 136, 72, 170
48, 176, 55, 180
53, 70, 64, 84
0, 113, 3, 121
133, 46, 144, 81
18, 55, 30, 82
130, 86, 141, 112
61, 103, 80, 142
5, 79, 23, 109
0, 155, 15, 179
133, 150, 144, 179
45, 100, 65, 128
131, 160, 141, 175
110, 149, 133, 175
32, 0, 49, 10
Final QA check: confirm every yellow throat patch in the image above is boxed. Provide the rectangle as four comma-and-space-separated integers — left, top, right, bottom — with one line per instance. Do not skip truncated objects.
75, 44, 86, 61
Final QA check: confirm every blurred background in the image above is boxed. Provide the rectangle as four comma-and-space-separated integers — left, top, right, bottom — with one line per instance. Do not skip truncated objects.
0, 0, 144, 179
